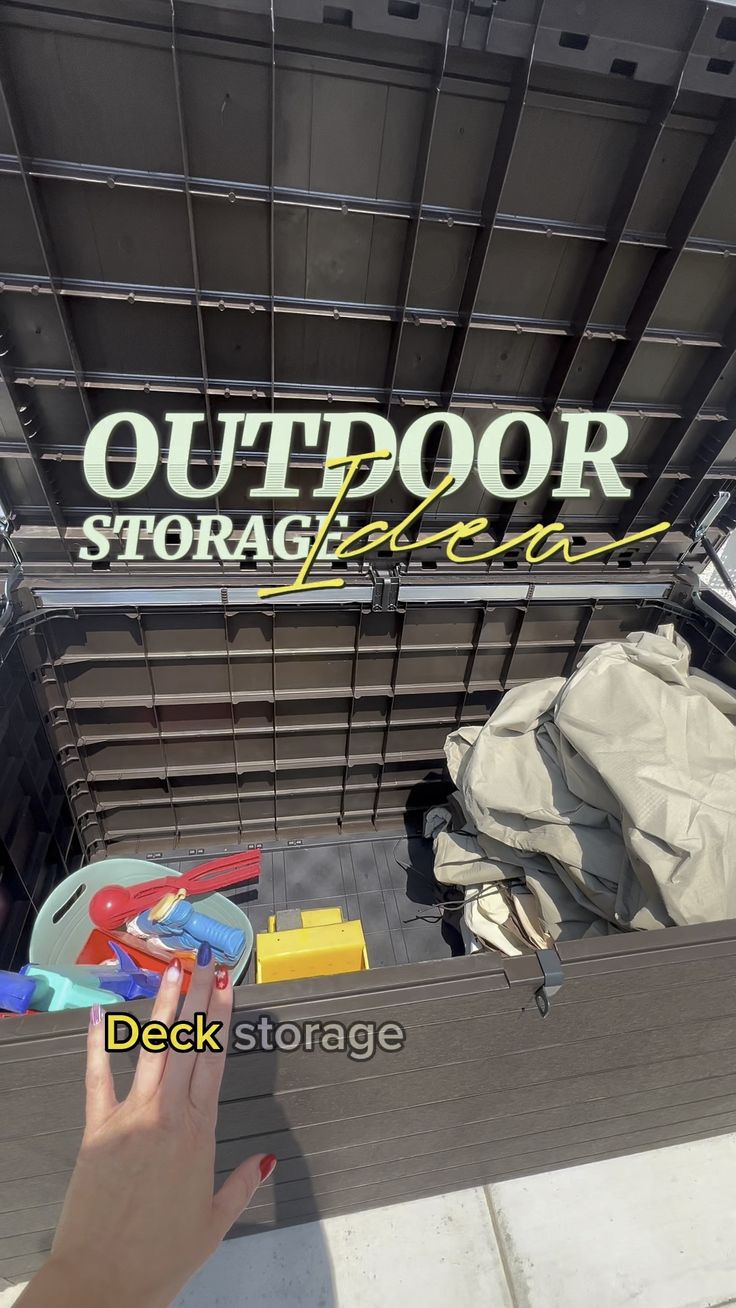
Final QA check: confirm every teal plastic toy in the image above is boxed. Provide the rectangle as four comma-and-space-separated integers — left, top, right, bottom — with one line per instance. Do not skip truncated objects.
20, 965, 118, 1013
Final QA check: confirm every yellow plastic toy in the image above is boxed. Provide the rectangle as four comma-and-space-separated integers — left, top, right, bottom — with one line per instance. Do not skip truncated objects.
255, 907, 369, 983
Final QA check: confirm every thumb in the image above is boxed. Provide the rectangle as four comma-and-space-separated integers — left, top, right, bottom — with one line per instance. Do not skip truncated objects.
211, 1153, 277, 1241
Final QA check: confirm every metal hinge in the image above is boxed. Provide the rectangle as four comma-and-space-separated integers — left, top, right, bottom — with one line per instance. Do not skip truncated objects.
368, 565, 400, 612
0, 511, 23, 639
534, 947, 564, 1017
693, 490, 731, 542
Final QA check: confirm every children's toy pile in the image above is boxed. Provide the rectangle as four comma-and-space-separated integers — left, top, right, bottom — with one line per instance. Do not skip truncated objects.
0, 852, 259, 1015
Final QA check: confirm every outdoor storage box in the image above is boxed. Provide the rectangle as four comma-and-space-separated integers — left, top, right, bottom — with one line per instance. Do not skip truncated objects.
1, 0, 736, 1283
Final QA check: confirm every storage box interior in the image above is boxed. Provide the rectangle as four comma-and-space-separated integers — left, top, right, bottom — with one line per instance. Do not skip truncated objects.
2, 0, 736, 978
1, 583, 734, 983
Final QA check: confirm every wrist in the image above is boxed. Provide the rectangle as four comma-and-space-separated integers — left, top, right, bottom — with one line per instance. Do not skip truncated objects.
19, 1250, 179, 1308
18, 1253, 115, 1308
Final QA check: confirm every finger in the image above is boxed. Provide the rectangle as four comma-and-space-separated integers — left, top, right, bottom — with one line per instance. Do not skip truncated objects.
210, 1154, 276, 1242
189, 965, 231, 1117
84, 1003, 117, 1134
161, 944, 216, 1099
131, 957, 184, 1101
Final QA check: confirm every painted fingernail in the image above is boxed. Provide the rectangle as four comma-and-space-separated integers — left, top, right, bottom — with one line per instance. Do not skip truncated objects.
259, 1154, 277, 1183
90, 1004, 103, 1027
214, 965, 228, 990
197, 942, 212, 967
165, 958, 182, 983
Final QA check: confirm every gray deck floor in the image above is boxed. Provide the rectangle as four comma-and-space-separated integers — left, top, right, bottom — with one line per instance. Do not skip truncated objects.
171, 832, 462, 982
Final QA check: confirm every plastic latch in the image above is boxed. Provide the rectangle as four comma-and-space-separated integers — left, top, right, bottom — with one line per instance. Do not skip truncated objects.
534, 947, 564, 1018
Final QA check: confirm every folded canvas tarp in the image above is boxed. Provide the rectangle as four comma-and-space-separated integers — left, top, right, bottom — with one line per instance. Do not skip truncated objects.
428, 626, 736, 955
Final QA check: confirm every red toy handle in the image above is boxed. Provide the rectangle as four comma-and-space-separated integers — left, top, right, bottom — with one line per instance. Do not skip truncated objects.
179, 851, 261, 895
89, 851, 261, 929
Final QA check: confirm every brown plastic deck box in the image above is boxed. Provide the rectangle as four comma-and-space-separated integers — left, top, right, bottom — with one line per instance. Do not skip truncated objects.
1, 0, 736, 1283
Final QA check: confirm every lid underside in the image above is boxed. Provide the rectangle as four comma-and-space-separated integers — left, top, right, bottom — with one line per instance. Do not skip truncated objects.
0, 0, 735, 587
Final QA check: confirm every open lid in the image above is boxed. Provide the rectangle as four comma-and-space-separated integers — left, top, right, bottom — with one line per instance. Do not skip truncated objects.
1, 0, 736, 591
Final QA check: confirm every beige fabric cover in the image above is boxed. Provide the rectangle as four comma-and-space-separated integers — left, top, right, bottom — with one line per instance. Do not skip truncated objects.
430, 625, 736, 949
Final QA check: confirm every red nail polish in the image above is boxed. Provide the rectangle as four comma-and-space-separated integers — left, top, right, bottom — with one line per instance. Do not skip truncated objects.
259, 1154, 277, 1183
165, 957, 182, 982
214, 966, 228, 990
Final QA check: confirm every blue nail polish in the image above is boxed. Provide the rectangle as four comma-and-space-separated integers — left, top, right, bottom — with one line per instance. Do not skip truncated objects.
197, 942, 212, 967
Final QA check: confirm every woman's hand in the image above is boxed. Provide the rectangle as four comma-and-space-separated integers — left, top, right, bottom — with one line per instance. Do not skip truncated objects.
18, 949, 276, 1308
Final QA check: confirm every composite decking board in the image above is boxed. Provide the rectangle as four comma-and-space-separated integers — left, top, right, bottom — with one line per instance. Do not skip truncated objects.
5, 1114, 734, 1285
9, 1102, 736, 1248
7, 1096, 736, 1249
555, 917, 736, 961
3, 910, 735, 1051
0, 1204, 62, 1242
0, 971, 519, 1070
228, 1120, 736, 1227
7, 951, 736, 1094
218, 1091, 736, 1182
229, 1105, 736, 1204
6, 1052, 736, 1213
4, 1118, 736, 1279
4, 941, 736, 1072
555, 938, 736, 981
215, 1009, 736, 1107
5, 990, 736, 1142
239, 1124, 736, 1225
0, 952, 518, 1046
6, 1079, 736, 1237
4, 938, 736, 1083
0, 966, 526, 1069
7, 1034, 736, 1189
4, 1009, 736, 1161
